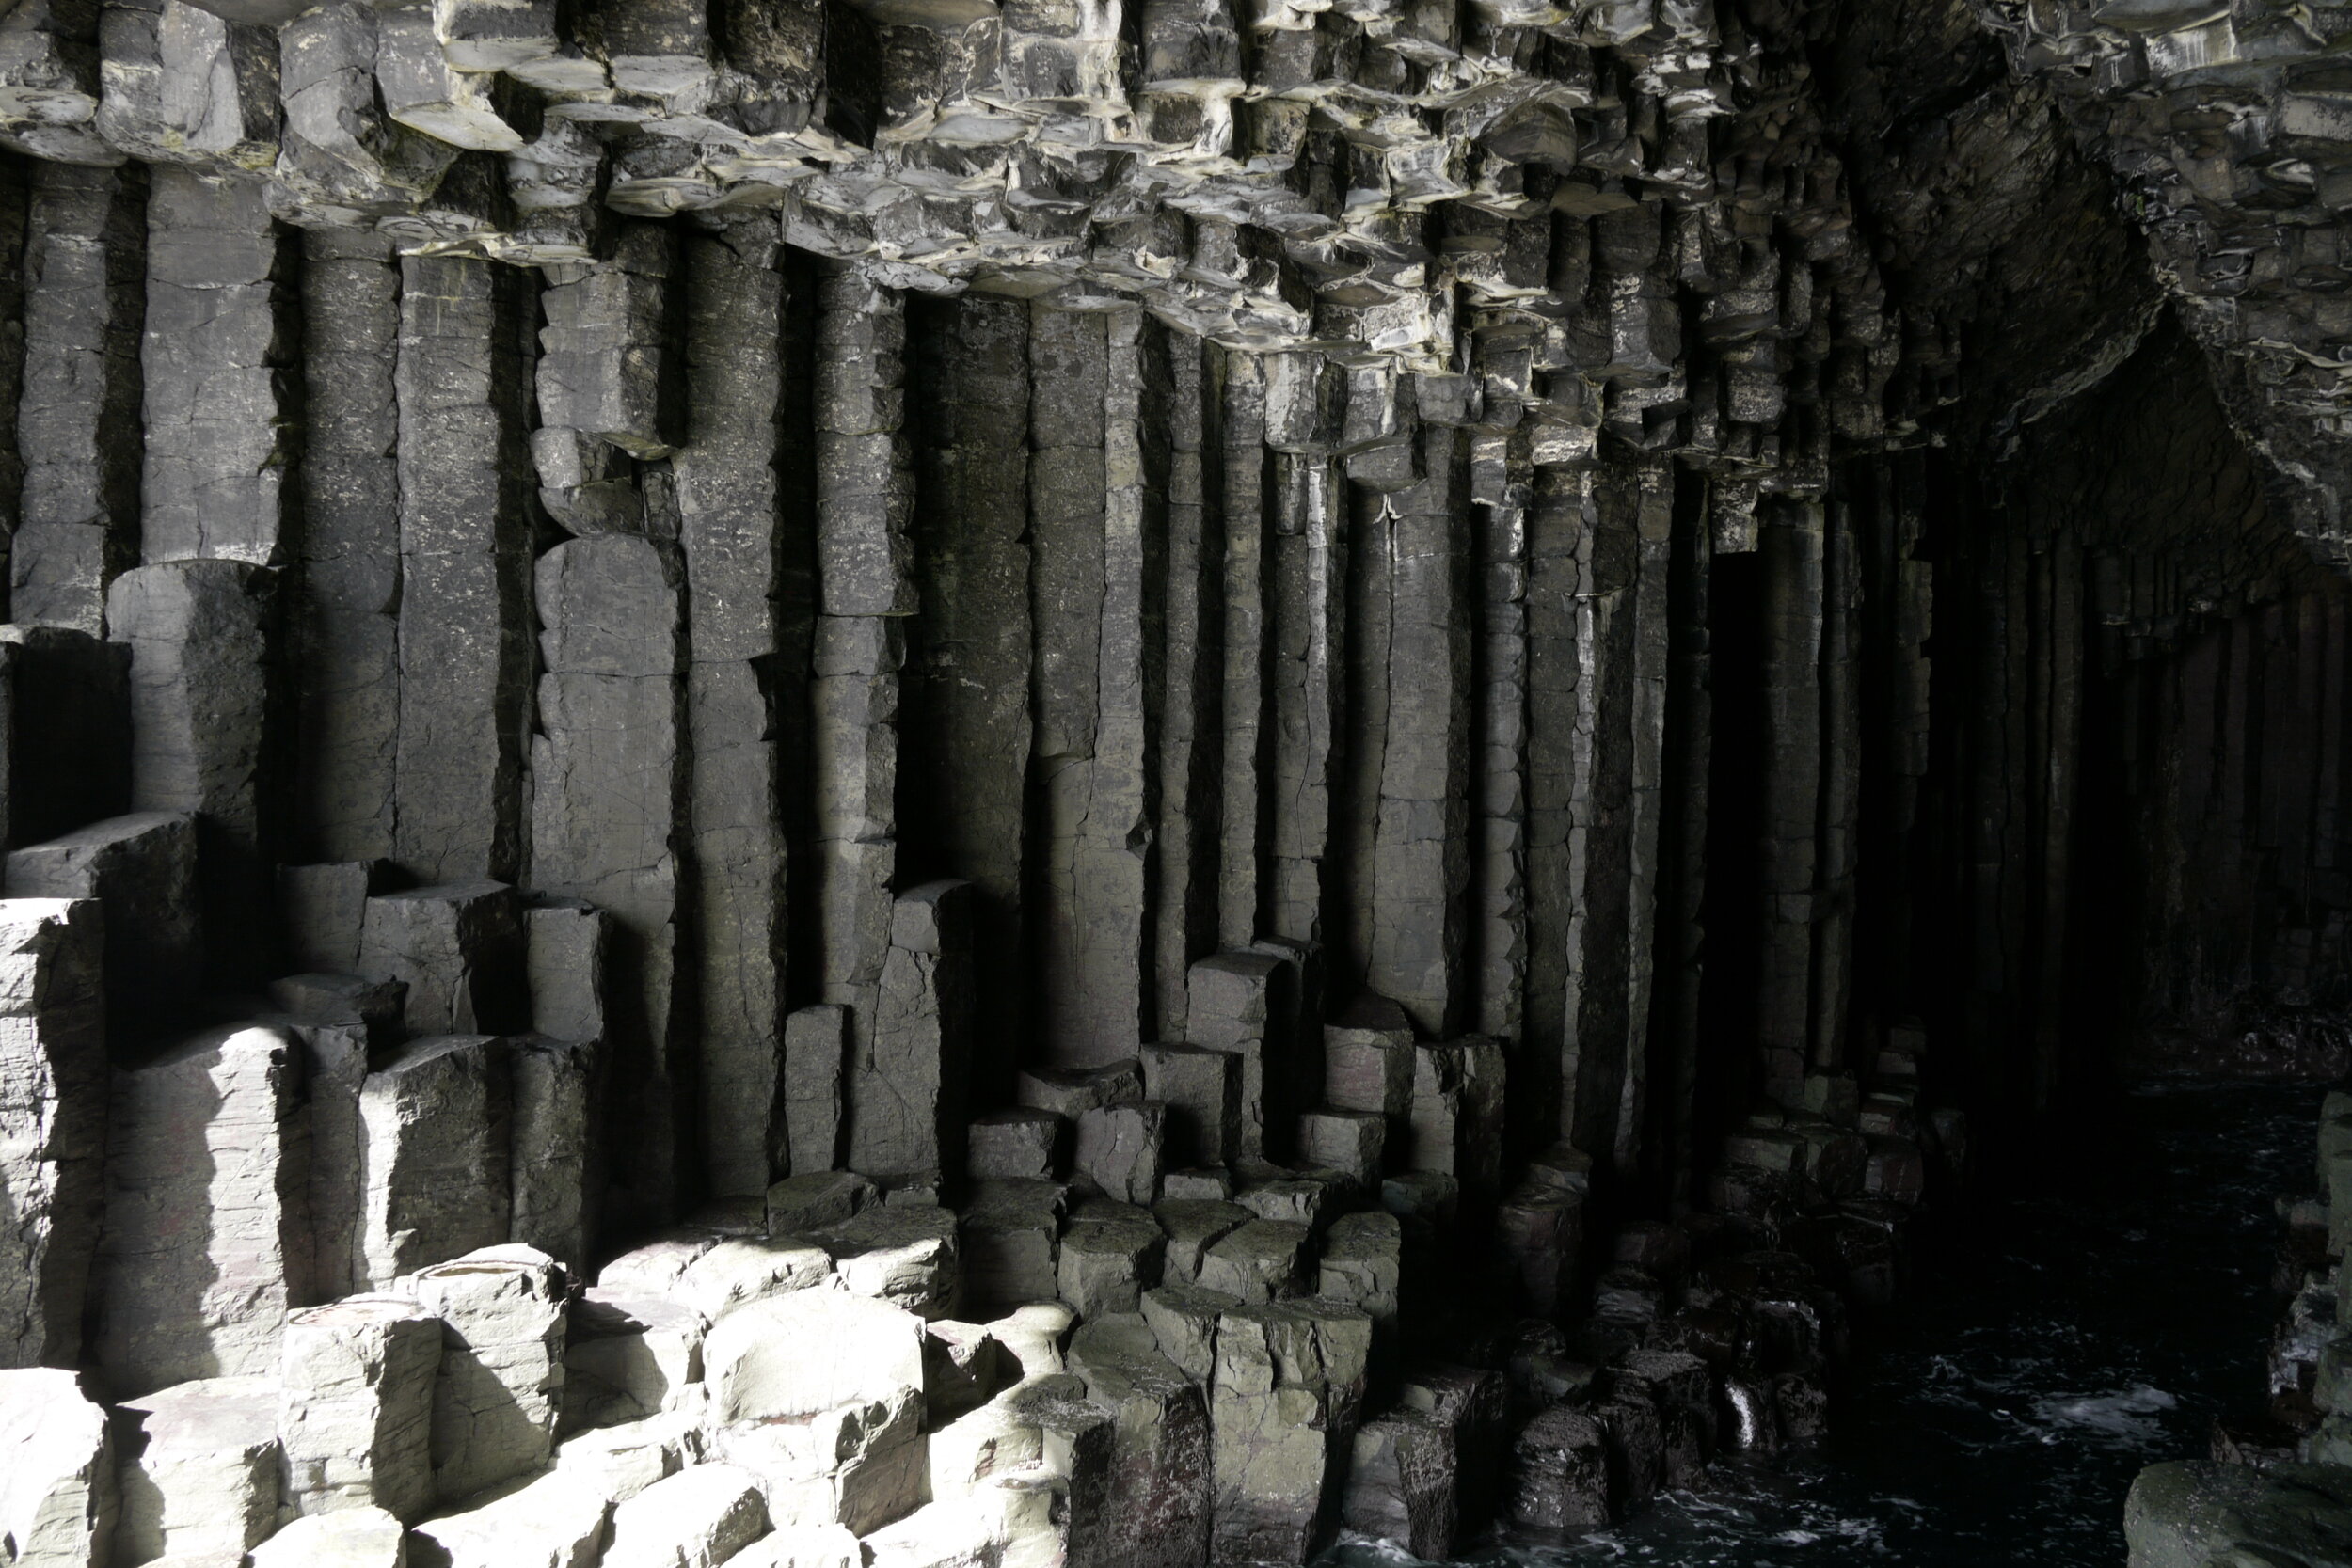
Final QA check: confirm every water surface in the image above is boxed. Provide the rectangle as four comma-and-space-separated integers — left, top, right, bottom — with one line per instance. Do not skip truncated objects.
1327, 1082, 2318, 1567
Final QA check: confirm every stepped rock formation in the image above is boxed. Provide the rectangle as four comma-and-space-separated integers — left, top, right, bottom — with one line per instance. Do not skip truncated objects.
0, 0, 2345, 1561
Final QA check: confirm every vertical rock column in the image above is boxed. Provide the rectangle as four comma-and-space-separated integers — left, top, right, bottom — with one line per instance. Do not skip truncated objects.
279, 1294, 442, 1522
1030, 305, 1161, 1066
1152, 334, 1220, 1042
1217, 350, 1267, 950
410, 1247, 565, 1503
1369, 429, 1471, 1036
294, 229, 401, 863
393, 252, 533, 885
105, 558, 273, 988
813, 269, 910, 1101
1757, 498, 1825, 1094
138, 166, 293, 565
0, 898, 103, 1369
855, 879, 973, 1182
532, 224, 688, 1225
531, 535, 686, 1223
1263, 355, 1344, 949
93, 1023, 313, 1396
13, 159, 142, 631
1615, 461, 1676, 1170
906, 293, 1031, 1101
675, 222, 788, 1198
0, 154, 26, 610
1471, 435, 1530, 1047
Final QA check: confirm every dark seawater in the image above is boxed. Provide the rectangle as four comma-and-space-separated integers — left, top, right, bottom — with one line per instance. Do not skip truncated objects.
1324, 1082, 2322, 1568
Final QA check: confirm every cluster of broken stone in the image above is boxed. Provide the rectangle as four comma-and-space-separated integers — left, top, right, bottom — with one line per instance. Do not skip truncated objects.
0, 0, 1911, 501
0, 795, 1946, 1568
2122, 1094, 2352, 1564
1978, 0, 2352, 562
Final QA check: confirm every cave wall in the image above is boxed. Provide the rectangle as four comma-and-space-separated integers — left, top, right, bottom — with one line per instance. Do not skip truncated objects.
0, 0, 2347, 1557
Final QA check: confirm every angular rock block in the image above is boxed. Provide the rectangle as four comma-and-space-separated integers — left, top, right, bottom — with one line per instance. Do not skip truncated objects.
106, 559, 274, 981
852, 880, 974, 1182
359, 882, 525, 1038
968, 1109, 1061, 1182
923, 1320, 1001, 1427
4, 811, 196, 1044
524, 898, 608, 1044
1017, 1059, 1143, 1121
961, 1181, 1065, 1312
1155, 1199, 1251, 1288
1496, 1188, 1582, 1315
705, 1288, 927, 1430
675, 1236, 830, 1323
410, 1246, 566, 1502
784, 1003, 848, 1177
733, 1525, 864, 1568
279, 1294, 442, 1522
279, 861, 381, 978
1343, 1411, 1456, 1560
1613, 1348, 1713, 1488
94, 1022, 310, 1396
1162, 1168, 1235, 1202
1057, 1216, 1165, 1321
596, 1230, 723, 1296
562, 1291, 707, 1434
511, 1034, 596, 1272
247, 1505, 406, 1567
1324, 1002, 1415, 1123
1142, 1042, 1241, 1169
1067, 1322, 1214, 1568
1509, 1404, 1611, 1538
0, 897, 104, 1369
816, 1204, 960, 1319
603, 1463, 769, 1568
113, 1375, 283, 1564
1187, 954, 1283, 1159
1406, 1037, 1506, 1210
767, 1170, 880, 1237
1297, 1109, 1385, 1187
358, 1036, 512, 1290
0, 1369, 116, 1568
1140, 1283, 1236, 1384
251, 1009, 360, 1312
1320, 1212, 1404, 1349
1399, 1365, 1507, 1530
1209, 1381, 1327, 1564
552, 1410, 699, 1504
1198, 1221, 1311, 1305
407, 1468, 612, 1568
1073, 1101, 1167, 1205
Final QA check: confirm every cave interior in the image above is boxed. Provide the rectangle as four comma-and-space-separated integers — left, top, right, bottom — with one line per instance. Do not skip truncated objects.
2, 0, 2351, 1562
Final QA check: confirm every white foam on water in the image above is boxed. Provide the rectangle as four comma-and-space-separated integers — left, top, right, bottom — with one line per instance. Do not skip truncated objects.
2028, 1384, 2178, 1445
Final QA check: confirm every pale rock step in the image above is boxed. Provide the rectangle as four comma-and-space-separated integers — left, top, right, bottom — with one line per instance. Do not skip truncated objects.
113, 1375, 284, 1564
601, 1462, 769, 1568
405, 1469, 612, 1568
561, 1290, 707, 1433
0, 1368, 116, 1568
246, 1506, 406, 1568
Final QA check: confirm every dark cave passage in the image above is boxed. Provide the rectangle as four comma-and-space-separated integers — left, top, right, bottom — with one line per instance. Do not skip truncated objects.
8, 2, 2352, 1566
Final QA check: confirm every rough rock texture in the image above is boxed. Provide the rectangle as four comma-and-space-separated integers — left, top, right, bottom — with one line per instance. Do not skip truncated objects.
0, 0, 2343, 1562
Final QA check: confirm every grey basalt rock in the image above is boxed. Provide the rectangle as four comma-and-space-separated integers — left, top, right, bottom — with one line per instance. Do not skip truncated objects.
409, 1245, 567, 1503
112, 1375, 284, 1563
0, 897, 104, 1370
278, 1293, 442, 1522
0, 1368, 117, 1568
357, 1035, 512, 1289
93, 1022, 311, 1396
